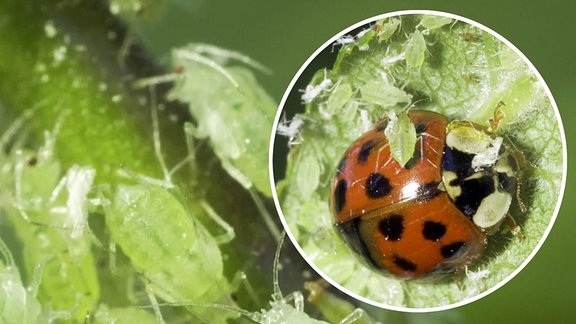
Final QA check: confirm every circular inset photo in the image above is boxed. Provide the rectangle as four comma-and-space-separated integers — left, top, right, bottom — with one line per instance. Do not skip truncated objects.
270, 10, 566, 311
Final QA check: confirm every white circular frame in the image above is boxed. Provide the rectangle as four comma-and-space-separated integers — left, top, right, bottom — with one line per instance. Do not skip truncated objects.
269, 9, 567, 313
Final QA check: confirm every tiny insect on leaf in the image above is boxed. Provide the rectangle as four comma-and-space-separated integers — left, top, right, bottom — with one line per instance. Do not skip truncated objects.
385, 112, 418, 167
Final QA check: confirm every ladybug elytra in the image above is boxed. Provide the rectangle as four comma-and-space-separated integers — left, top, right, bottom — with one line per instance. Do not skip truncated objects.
330, 108, 523, 279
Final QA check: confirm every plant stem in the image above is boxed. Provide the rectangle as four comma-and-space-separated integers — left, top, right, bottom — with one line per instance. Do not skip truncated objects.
0, 0, 187, 183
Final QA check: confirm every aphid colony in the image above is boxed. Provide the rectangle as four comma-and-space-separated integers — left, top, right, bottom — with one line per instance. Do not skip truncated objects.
0, 44, 360, 323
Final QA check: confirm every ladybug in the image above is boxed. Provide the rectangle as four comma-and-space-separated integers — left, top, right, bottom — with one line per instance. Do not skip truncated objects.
330, 106, 524, 279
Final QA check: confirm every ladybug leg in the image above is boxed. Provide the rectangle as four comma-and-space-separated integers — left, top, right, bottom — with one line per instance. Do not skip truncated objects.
304, 279, 330, 303
504, 160, 526, 241
504, 213, 524, 241
509, 147, 528, 213
515, 175, 528, 213
487, 100, 506, 134
454, 274, 465, 290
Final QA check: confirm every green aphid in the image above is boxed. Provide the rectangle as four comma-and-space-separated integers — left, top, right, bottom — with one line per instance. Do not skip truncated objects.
104, 184, 239, 322
0, 115, 99, 322
0, 236, 46, 324
169, 44, 276, 197
101, 98, 240, 322
376, 18, 401, 42
385, 111, 418, 167
405, 30, 426, 68
420, 15, 453, 30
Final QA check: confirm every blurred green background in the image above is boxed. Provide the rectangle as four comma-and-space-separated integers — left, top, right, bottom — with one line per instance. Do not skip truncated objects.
131, 0, 573, 322
43, 0, 572, 322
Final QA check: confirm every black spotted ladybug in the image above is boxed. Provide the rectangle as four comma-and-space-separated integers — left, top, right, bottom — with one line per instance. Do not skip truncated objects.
330, 105, 524, 279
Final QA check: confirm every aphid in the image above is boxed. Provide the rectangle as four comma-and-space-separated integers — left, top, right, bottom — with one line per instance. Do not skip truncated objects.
100, 93, 239, 323
276, 114, 304, 146
405, 30, 426, 68
357, 76, 412, 107
419, 15, 453, 31
333, 21, 387, 57
104, 185, 237, 311
301, 70, 333, 104
376, 18, 401, 42
168, 43, 276, 198
330, 104, 525, 279
135, 43, 280, 238
0, 236, 46, 324
332, 25, 374, 51
324, 82, 354, 115
355, 28, 375, 51
384, 111, 417, 167
332, 35, 356, 51
0, 113, 100, 322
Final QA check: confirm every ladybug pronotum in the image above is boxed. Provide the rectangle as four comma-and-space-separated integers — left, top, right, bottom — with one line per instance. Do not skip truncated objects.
330, 108, 524, 279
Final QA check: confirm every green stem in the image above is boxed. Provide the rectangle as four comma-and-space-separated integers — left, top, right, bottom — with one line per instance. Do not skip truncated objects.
0, 0, 185, 183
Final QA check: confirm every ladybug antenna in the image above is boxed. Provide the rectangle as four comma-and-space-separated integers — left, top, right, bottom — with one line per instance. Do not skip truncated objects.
505, 213, 524, 241
487, 100, 506, 134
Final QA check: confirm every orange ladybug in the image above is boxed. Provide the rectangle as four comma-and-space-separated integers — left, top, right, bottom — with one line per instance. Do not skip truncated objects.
330, 110, 523, 279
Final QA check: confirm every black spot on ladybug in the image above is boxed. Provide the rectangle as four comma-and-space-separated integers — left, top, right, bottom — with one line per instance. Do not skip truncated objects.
358, 140, 376, 164
333, 180, 347, 214
379, 214, 404, 241
336, 157, 347, 175
415, 123, 427, 134
498, 144, 506, 155
375, 119, 389, 132
455, 175, 495, 218
498, 172, 517, 193
448, 177, 460, 187
416, 182, 441, 202
393, 255, 417, 272
441, 241, 466, 258
404, 142, 421, 169
442, 145, 475, 179
422, 221, 447, 241
365, 172, 392, 199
